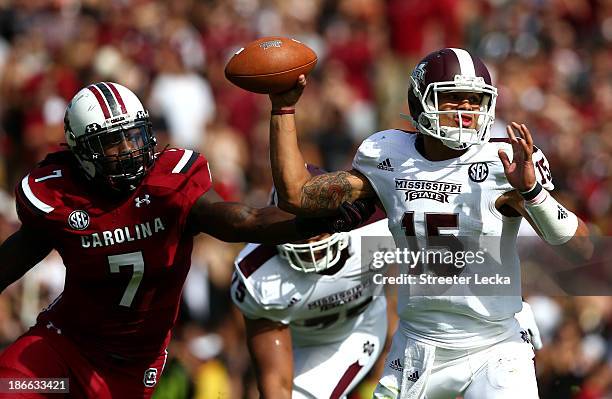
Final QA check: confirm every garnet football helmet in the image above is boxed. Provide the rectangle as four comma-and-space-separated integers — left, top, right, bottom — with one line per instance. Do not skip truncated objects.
64, 82, 156, 191
405, 48, 498, 150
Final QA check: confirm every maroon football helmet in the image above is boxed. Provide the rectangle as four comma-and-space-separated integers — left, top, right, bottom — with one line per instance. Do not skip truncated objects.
404, 48, 498, 150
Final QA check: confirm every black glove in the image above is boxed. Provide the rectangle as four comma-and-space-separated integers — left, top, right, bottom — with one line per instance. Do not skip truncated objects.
330, 199, 377, 232
294, 199, 377, 237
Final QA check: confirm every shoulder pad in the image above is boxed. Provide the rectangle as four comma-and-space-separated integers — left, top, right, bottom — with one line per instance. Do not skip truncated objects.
145, 148, 212, 195
235, 244, 278, 279
360, 129, 412, 149
353, 129, 411, 169
234, 244, 306, 310
155, 148, 203, 175
15, 152, 79, 222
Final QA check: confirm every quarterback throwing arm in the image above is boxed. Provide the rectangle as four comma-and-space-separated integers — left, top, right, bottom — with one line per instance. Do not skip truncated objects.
269, 77, 376, 216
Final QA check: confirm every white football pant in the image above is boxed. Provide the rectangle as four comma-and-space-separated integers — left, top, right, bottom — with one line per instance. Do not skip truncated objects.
373, 324, 538, 399
292, 297, 387, 399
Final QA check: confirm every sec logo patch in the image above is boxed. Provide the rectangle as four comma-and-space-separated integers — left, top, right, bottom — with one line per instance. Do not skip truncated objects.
68, 210, 90, 230
468, 162, 489, 182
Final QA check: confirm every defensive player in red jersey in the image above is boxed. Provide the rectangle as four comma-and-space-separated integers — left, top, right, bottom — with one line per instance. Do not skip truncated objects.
0, 82, 373, 398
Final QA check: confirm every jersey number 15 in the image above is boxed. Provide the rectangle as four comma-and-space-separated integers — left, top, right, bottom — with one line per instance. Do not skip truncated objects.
402, 212, 464, 276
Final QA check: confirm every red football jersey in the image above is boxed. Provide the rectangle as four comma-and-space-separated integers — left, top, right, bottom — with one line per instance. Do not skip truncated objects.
14, 148, 211, 360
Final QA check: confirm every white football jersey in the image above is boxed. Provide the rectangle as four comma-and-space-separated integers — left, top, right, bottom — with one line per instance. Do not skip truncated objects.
231, 218, 391, 347
353, 130, 554, 349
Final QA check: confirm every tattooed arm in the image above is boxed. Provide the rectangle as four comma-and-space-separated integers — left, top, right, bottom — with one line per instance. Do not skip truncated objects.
269, 76, 376, 216
293, 170, 375, 215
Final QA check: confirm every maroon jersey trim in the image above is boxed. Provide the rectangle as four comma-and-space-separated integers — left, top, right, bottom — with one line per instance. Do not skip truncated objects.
330, 360, 363, 399
238, 245, 278, 278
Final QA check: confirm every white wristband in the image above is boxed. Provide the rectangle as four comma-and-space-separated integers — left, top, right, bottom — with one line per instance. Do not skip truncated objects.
524, 190, 578, 245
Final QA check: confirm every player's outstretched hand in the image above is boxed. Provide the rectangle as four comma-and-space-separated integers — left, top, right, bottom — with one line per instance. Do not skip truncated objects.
269, 74, 307, 110
498, 122, 537, 192
330, 199, 376, 232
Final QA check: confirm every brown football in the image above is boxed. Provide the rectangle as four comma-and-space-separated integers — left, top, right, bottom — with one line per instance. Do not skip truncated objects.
224, 37, 317, 94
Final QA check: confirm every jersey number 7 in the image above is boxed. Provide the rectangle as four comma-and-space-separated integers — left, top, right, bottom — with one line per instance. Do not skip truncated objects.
108, 251, 145, 307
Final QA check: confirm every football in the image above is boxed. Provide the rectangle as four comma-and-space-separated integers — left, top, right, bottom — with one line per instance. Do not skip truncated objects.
225, 37, 317, 94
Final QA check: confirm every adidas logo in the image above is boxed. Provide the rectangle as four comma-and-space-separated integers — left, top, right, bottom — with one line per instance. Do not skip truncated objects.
377, 158, 394, 171
558, 205, 568, 220
520, 330, 531, 344
389, 358, 403, 372
406, 370, 420, 382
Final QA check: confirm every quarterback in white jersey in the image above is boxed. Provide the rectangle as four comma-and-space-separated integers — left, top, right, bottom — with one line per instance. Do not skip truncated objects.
266, 47, 592, 399
353, 129, 552, 348
231, 211, 392, 399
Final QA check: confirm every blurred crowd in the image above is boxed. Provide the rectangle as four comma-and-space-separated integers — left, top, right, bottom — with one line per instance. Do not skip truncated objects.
0, 0, 611, 398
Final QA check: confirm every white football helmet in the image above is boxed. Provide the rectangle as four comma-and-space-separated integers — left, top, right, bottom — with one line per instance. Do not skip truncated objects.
277, 232, 350, 273
64, 82, 156, 191
404, 48, 498, 150
269, 179, 350, 274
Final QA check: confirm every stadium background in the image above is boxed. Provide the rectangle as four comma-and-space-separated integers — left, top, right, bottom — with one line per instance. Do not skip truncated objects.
0, 0, 610, 397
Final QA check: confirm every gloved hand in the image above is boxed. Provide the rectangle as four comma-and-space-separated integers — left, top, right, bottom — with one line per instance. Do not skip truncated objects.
294, 199, 377, 237
330, 199, 377, 232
